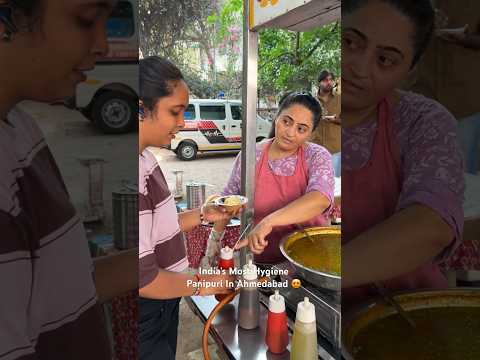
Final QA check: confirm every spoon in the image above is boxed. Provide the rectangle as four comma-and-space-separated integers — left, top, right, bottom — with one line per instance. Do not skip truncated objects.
295, 224, 315, 244
233, 222, 252, 250
373, 281, 416, 329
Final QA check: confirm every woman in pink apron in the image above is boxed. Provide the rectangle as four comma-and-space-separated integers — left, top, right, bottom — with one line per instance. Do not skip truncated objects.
342, 0, 465, 310
218, 92, 335, 264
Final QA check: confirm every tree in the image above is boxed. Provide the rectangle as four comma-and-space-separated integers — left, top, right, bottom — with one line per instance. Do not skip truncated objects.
211, 0, 340, 98
258, 23, 340, 98
139, 0, 340, 100
139, 0, 204, 58
139, 0, 219, 74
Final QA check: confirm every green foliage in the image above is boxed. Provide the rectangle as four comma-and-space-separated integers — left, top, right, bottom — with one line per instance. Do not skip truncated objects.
209, 0, 243, 43
140, 0, 340, 100
183, 68, 242, 99
211, 0, 341, 97
258, 23, 341, 97
139, 0, 217, 67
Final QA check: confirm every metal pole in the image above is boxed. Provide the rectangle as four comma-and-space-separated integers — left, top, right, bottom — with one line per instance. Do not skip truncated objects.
240, 0, 258, 267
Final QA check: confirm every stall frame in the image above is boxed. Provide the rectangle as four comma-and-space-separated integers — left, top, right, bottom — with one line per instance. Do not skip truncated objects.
239, 0, 341, 266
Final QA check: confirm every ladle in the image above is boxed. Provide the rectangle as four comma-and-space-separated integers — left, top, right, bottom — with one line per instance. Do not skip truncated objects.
295, 223, 315, 244
373, 281, 416, 329
233, 222, 252, 250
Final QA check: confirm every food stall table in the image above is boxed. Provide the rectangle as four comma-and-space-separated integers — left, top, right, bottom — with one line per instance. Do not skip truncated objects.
185, 295, 337, 360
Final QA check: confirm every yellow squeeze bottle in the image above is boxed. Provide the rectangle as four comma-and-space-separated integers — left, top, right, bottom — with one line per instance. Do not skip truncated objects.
290, 297, 318, 360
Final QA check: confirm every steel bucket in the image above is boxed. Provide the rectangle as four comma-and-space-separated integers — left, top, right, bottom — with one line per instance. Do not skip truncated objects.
112, 187, 138, 250
186, 182, 206, 210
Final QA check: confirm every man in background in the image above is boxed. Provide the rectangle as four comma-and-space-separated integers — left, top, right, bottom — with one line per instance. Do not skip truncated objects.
311, 70, 341, 176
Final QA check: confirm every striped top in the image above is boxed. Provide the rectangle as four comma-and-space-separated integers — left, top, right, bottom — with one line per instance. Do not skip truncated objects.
0, 107, 110, 360
139, 149, 188, 289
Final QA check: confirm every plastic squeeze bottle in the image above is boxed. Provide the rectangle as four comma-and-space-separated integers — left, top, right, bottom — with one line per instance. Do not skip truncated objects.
265, 290, 289, 354
290, 297, 318, 360
238, 259, 260, 330
215, 246, 235, 303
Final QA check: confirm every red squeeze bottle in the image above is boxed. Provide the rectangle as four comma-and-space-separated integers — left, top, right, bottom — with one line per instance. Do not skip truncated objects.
266, 290, 289, 354
215, 246, 235, 303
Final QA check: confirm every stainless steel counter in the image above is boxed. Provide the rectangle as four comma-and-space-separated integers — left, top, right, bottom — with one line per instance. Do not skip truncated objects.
185, 295, 337, 360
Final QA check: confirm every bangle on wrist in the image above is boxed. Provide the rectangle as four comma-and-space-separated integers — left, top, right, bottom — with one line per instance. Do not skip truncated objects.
211, 228, 225, 241
192, 273, 201, 296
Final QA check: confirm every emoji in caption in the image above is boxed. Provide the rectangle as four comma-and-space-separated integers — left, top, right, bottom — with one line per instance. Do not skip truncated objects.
291, 279, 301, 289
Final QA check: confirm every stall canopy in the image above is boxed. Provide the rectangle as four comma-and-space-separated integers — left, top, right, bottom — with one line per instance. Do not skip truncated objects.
249, 0, 340, 32
239, 0, 341, 268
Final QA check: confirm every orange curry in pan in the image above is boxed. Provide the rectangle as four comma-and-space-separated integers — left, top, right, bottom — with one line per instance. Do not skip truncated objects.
286, 233, 341, 276
352, 306, 480, 359
345, 291, 480, 360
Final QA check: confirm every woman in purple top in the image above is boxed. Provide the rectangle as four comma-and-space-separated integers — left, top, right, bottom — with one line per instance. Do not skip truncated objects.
341, 0, 465, 309
219, 92, 335, 264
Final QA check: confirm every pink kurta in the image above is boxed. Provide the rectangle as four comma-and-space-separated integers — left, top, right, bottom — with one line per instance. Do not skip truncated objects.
342, 99, 448, 309
253, 140, 328, 264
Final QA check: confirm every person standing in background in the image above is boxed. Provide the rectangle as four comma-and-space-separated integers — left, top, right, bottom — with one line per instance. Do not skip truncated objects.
311, 70, 341, 176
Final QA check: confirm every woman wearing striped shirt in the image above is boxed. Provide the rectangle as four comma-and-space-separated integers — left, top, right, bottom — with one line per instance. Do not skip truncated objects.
138, 56, 236, 360
0, 1, 118, 359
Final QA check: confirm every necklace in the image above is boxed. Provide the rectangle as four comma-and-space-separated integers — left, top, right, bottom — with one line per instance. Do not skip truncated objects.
269, 140, 297, 160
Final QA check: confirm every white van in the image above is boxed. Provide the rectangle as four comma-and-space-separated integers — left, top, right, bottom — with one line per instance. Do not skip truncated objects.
171, 99, 271, 160
76, 0, 138, 134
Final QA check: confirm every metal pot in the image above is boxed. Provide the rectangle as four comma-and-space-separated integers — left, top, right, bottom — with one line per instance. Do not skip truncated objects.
279, 227, 341, 291
342, 288, 480, 360
186, 182, 206, 209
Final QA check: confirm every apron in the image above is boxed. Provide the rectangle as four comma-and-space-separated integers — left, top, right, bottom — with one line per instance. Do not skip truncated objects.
342, 98, 448, 309
253, 140, 328, 264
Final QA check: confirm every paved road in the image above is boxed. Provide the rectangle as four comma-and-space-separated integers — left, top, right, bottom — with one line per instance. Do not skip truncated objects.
23, 101, 137, 232
149, 147, 239, 200
23, 101, 238, 228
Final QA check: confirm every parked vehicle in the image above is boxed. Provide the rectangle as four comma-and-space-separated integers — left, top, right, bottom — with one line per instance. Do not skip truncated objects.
76, 0, 138, 134
171, 99, 271, 160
